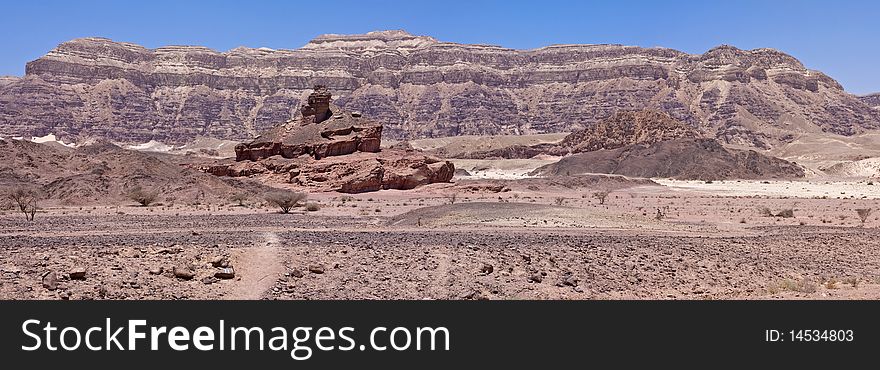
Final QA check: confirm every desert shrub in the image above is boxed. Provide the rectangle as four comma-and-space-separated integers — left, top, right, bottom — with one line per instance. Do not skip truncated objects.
126, 186, 159, 206
447, 193, 458, 205
230, 193, 249, 207
592, 190, 610, 205
264, 191, 307, 214
769, 278, 817, 294
856, 208, 872, 226
6, 186, 40, 221
776, 209, 795, 218
305, 202, 320, 212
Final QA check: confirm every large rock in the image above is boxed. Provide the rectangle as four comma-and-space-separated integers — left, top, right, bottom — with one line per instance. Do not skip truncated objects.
1, 32, 877, 150
234, 86, 382, 161
211, 149, 454, 193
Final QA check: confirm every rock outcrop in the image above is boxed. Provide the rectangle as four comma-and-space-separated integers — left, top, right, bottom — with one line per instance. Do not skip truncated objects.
455, 110, 696, 159
208, 86, 453, 193
209, 150, 454, 193
556, 110, 697, 153
1, 31, 877, 150
531, 138, 805, 180
234, 86, 382, 161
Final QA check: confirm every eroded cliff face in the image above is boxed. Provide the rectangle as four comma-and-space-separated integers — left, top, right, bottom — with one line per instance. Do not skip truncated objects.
1, 30, 877, 149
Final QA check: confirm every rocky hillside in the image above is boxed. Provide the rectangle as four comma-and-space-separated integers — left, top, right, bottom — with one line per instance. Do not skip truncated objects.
861, 93, 880, 110
531, 138, 805, 180
0, 138, 266, 205
1, 30, 877, 149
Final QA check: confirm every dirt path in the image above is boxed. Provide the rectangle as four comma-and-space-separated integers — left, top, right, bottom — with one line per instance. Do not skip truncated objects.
224, 231, 285, 300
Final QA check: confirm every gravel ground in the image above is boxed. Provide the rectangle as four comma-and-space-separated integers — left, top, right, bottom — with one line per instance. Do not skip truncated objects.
2, 200, 880, 300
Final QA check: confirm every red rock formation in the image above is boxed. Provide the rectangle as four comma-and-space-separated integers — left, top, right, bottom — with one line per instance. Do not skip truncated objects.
234, 86, 382, 161
207, 150, 454, 193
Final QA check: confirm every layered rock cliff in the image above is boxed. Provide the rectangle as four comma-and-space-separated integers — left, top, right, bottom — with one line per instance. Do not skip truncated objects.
1, 30, 877, 149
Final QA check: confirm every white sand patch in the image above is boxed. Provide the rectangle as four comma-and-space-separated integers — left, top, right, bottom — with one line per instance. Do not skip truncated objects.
655, 179, 880, 199
127, 140, 175, 152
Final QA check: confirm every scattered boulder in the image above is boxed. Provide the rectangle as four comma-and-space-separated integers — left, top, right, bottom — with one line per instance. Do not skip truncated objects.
308, 264, 325, 274
209, 256, 228, 268
290, 269, 304, 278
42, 271, 58, 290
172, 266, 194, 280
148, 266, 164, 275
69, 267, 87, 280
480, 263, 494, 275
214, 267, 235, 279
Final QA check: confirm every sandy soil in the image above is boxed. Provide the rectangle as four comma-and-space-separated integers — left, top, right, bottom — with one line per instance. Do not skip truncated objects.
3, 182, 880, 300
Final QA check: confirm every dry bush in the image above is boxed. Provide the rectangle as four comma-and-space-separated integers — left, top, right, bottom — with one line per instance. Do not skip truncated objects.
769, 278, 817, 294
447, 193, 458, 205
592, 190, 610, 205
776, 209, 795, 218
6, 186, 40, 221
305, 202, 320, 212
856, 208, 872, 226
126, 186, 159, 206
230, 193, 249, 207
265, 191, 307, 214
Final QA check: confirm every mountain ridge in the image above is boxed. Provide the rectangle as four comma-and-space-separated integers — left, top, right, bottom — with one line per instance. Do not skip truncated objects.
1, 31, 877, 149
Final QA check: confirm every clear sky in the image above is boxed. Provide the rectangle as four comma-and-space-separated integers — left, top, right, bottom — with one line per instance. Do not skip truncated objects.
2, 0, 878, 94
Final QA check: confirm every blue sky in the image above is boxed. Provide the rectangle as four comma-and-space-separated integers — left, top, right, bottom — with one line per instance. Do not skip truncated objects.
1, 0, 878, 94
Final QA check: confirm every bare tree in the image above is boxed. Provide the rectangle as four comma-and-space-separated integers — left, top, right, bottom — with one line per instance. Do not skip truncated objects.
447, 192, 458, 205
856, 208, 872, 227
592, 190, 610, 205
7, 186, 39, 221
265, 191, 307, 214
125, 185, 159, 206
230, 193, 249, 207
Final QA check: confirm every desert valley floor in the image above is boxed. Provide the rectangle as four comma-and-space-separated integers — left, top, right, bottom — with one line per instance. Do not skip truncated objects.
3, 178, 880, 300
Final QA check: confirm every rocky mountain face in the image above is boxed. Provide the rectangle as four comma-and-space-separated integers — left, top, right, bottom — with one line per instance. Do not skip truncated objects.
1, 30, 877, 149
861, 93, 880, 110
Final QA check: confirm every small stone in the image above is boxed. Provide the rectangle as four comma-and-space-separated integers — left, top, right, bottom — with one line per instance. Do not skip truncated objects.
209, 256, 226, 267
201, 276, 219, 285
69, 267, 87, 280
308, 264, 325, 274
291, 269, 304, 278
215, 267, 235, 279
59, 291, 69, 300
350, 111, 362, 117
42, 271, 58, 291
172, 266, 194, 280
528, 274, 543, 283
480, 263, 494, 275
148, 267, 163, 275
